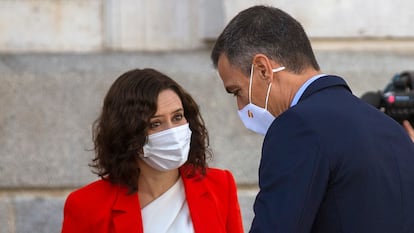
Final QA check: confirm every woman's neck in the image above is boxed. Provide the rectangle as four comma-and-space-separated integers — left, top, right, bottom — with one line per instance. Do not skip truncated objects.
137, 161, 181, 208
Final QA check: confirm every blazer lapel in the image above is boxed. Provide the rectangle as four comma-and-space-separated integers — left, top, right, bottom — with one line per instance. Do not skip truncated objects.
182, 172, 225, 233
299, 75, 352, 102
111, 186, 143, 233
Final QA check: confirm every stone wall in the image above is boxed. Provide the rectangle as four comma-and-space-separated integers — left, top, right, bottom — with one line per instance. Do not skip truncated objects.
1, 0, 414, 232
1, 0, 413, 52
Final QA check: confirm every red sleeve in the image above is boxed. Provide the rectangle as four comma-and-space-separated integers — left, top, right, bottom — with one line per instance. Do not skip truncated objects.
225, 170, 245, 233
61, 192, 90, 233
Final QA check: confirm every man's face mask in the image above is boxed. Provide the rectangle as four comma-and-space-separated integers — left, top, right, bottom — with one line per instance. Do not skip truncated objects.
238, 65, 285, 135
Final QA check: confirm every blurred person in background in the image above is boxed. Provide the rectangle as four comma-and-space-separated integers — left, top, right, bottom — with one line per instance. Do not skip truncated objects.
61, 68, 244, 233
211, 5, 414, 233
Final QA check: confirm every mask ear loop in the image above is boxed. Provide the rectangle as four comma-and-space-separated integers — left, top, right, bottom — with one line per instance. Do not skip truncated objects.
265, 66, 284, 110
272, 66, 285, 73
249, 64, 254, 104
264, 83, 272, 111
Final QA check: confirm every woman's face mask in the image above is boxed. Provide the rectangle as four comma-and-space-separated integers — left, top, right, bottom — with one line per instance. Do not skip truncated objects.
140, 123, 192, 171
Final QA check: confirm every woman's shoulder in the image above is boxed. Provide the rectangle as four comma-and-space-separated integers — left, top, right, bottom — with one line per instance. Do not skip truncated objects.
65, 179, 123, 207
205, 167, 233, 177
201, 167, 237, 186
62, 179, 132, 229
70, 179, 113, 195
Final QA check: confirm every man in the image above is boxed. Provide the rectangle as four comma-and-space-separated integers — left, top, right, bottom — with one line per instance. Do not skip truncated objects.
211, 5, 414, 233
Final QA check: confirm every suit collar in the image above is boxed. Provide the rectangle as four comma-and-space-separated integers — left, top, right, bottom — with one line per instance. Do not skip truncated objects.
299, 75, 351, 102
181, 168, 225, 233
111, 184, 143, 233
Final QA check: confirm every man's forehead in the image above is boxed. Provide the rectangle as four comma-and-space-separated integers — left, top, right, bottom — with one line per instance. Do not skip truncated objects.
217, 53, 233, 70
216, 57, 249, 94
217, 55, 242, 77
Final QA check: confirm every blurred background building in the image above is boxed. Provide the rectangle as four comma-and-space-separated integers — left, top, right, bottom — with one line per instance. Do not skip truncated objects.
1, 0, 414, 232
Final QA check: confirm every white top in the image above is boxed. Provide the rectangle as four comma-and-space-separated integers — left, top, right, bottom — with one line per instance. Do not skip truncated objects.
141, 178, 195, 233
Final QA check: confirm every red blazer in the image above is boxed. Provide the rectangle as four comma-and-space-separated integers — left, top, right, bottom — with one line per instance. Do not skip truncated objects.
61, 168, 244, 233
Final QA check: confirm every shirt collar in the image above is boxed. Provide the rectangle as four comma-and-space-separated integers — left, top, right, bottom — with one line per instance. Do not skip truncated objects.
290, 74, 327, 107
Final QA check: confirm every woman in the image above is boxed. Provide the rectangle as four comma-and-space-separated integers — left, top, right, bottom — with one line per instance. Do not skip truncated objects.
61, 68, 244, 233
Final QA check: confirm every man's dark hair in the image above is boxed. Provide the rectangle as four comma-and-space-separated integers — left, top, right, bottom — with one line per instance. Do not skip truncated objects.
211, 5, 320, 75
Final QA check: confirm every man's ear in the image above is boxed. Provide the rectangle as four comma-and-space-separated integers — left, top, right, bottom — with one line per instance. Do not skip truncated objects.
252, 54, 277, 82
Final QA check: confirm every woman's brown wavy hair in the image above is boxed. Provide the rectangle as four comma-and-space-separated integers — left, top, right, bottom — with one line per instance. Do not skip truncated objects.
90, 68, 210, 193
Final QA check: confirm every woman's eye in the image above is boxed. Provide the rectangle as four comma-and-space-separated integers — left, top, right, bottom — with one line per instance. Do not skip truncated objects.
173, 114, 184, 121
149, 121, 161, 128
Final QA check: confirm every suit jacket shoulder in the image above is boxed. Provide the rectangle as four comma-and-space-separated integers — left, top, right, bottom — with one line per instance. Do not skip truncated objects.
62, 179, 141, 233
64, 179, 124, 212
183, 167, 244, 233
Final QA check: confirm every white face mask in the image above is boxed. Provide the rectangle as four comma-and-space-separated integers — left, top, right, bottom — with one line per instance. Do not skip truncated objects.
141, 123, 192, 171
238, 65, 285, 135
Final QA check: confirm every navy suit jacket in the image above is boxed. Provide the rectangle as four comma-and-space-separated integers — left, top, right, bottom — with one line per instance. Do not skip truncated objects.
250, 76, 414, 233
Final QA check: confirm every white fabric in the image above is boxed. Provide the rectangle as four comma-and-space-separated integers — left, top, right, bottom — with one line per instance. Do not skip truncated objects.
238, 65, 285, 135
141, 123, 192, 171
141, 178, 194, 233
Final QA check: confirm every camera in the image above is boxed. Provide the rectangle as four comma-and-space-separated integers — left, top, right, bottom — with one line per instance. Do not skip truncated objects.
360, 71, 414, 125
